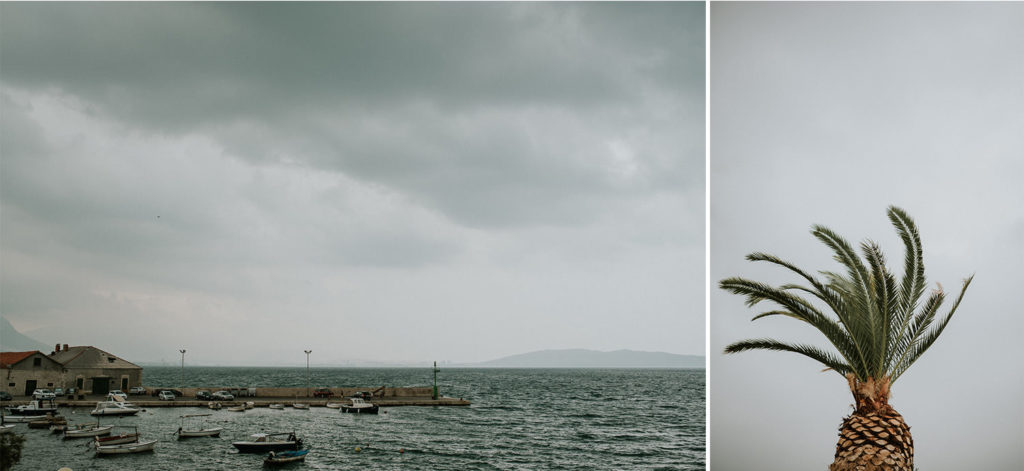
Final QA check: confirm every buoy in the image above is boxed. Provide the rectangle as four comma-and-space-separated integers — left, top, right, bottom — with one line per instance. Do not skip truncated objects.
355, 446, 361, 452
399, 448, 404, 454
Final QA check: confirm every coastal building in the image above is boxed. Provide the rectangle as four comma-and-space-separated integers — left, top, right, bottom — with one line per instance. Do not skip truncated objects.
49, 344, 143, 395
1, 351, 64, 396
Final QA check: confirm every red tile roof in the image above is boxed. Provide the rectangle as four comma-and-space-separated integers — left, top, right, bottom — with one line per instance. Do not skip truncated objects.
0, 351, 37, 368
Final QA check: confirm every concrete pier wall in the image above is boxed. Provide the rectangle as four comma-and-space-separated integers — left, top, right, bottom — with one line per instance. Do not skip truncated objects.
144, 386, 435, 398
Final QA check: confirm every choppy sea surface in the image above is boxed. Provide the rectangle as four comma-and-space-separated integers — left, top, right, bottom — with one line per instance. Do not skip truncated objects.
12, 368, 705, 470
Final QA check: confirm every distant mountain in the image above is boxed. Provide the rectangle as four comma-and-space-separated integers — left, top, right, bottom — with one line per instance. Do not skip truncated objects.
477, 349, 704, 368
0, 316, 50, 352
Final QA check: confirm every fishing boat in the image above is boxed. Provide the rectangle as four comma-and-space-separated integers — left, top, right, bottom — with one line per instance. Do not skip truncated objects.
292, 403, 309, 410
64, 423, 114, 439
226, 404, 246, 412
95, 439, 157, 455
5, 398, 58, 416
340, 397, 379, 414
264, 449, 309, 465
325, 402, 343, 409
91, 396, 141, 416
27, 414, 66, 429
94, 426, 140, 446
232, 432, 302, 453
268, 403, 285, 410
175, 414, 223, 438
1, 414, 48, 423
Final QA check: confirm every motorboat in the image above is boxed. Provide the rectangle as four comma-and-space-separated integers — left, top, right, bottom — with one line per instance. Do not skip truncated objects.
6, 398, 58, 416
175, 414, 223, 438
340, 397, 379, 414
91, 396, 141, 416
226, 404, 246, 412
264, 449, 309, 465
268, 403, 285, 410
64, 423, 114, 439
292, 403, 309, 410
95, 439, 157, 455
232, 432, 302, 453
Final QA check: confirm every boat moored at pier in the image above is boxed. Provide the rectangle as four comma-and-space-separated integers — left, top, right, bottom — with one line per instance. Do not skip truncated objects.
232, 432, 302, 453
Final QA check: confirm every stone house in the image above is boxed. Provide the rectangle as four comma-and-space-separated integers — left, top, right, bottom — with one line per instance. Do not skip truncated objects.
49, 345, 143, 395
1, 351, 64, 396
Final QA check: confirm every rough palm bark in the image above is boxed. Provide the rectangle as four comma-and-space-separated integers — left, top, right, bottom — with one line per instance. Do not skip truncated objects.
829, 375, 913, 471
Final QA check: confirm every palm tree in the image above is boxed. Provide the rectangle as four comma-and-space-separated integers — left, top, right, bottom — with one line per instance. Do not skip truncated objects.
721, 206, 972, 471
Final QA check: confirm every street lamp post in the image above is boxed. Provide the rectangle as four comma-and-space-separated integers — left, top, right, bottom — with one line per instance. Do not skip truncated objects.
179, 349, 186, 392
432, 361, 440, 400
304, 350, 312, 398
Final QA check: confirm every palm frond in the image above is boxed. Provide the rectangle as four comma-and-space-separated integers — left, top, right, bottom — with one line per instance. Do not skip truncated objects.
724, 338, 852, 376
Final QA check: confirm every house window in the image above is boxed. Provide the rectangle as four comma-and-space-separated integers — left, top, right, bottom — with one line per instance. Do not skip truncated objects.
108, 357, 116, 363
7, 383, 14, 387
33, 358, 41, 366
47, 383, 53, 387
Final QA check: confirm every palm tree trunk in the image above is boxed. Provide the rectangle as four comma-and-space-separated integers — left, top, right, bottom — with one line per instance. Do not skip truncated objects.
829, 375, 914, 471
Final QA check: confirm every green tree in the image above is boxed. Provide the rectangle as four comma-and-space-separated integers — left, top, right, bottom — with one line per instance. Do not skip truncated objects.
0, 431, 26, 471
721, 206, 971, 471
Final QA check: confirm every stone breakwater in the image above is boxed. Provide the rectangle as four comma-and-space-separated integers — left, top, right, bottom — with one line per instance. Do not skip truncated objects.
39, 386, 470, 407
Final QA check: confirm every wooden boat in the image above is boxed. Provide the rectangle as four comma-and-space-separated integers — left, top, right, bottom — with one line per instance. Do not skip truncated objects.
95, 438, 157, 455
232, 432, 302, 453
325, 402, 343, 409
5, 398, 58, 416
64, 423, 113, 438
95, 426, 140, 446
1, 414, 48, 423
268, 403, 285, 410
226, 405, 246, 412
292, 403, 309, 410
175, 414, 223, 438
340, 398, 379, 414
264, 449, 309, 465
27, 414, 65, 429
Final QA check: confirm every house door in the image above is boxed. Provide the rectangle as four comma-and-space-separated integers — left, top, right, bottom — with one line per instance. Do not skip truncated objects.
24, 379, 37, 396
91, 377, 110, 395
121, 377, 129, 391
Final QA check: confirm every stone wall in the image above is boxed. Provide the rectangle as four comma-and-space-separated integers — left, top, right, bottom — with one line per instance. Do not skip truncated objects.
146, 386, 435, 398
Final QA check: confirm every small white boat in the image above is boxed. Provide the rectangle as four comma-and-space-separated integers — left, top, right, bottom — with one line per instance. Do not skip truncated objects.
245, 401, 255, 409
91, 396, 141, 416
292, 403, 309, 410
95, 438, 157, 455
265, 449, 309, 465
207, 402, 222, 410
1, 414, 48, 423
0, 424, 15, 434
232, 432, 302, 453
64, 424, 114, 438
175, 414, 223, 439
226, 405, 246, 412
340, 397, 379, 414
268, 403, 285, 410
325, 402, 343, 409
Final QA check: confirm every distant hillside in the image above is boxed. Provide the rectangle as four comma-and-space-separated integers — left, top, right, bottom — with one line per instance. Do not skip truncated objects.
477, 349, 704, 368
0, 316, 49, 352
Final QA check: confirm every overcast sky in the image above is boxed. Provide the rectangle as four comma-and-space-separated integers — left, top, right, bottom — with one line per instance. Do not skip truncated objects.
0, 3, 705, 366
712, 3, 1023, 471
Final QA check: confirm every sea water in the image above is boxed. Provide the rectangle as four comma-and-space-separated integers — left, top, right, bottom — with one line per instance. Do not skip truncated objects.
12, 368, 705, 470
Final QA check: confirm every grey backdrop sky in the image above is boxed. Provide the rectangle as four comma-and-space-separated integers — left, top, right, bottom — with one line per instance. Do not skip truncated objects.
0, 3, 705, 366
712, 3, 1023, 471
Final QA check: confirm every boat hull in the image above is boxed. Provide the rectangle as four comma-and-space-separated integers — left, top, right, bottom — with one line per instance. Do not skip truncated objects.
96, 439, 157, 455
233, 441, 301, 453
340, 405, 379, 414
264, 450, 309, 465
96, 433, 140, 446
65, 425, 114, 438
178, 428, 223, 438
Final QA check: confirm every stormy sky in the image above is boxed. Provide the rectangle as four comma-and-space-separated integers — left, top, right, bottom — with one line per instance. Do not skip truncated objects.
0, 3, 705, 366
711, 3, 1023, 470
